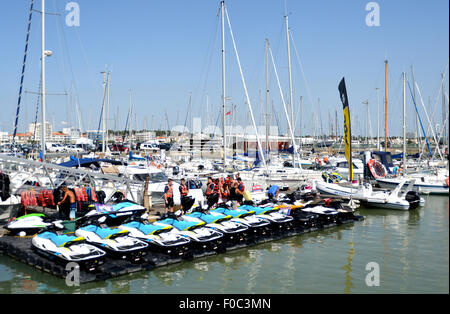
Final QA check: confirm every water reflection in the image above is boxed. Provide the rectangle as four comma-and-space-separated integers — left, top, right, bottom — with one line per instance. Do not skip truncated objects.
341, 241, 354, 294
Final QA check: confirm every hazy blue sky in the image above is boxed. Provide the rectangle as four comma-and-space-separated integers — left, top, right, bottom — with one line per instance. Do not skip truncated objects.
0, 0, 448, 138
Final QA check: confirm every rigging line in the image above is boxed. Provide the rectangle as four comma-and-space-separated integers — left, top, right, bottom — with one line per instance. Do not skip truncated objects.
224, 5, 267, 169
194, 13, 220, 115
33, 78, 42, 145
94, 80, 107, 152
407, 81, 432, 158
289, 30, 315, 110
12, 0, 35, 150
417, 64, 448, 156
55, 3, 85, 133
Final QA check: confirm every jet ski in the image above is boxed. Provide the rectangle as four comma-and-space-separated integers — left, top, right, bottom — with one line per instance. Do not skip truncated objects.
156, 212, 225, 253
238, 203, 295, 234
75, 214, 148, 263
118, 214, 192, 258
300, 198, 364, 225
32, 221, 106, 272
83, 201, 147, 227
274, 202, 322, 233
5, 213, 52, 236
182, 207, 248, 246
210, 203, 271, 239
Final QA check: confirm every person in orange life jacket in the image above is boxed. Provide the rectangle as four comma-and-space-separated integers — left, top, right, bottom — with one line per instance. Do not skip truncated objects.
214, 178, 221, 196
221, 182, 230, 202
179, 178, 189, 214
164, 179, 174, 213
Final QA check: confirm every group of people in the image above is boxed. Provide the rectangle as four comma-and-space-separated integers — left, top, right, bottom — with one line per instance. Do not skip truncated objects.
163, 174, 247, 214
204, 175, 246, 210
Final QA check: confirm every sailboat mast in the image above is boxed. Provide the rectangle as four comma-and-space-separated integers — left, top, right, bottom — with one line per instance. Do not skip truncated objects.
221, 0, 227, 169
285, 14, 296, 167
129, 89, 133, 151
106, 70, 111, 149
384, 59, 388, 152
402, 72, 407, 169
376, 87, 380, 150
265, 38, 270, 156
41, 0, 46, 159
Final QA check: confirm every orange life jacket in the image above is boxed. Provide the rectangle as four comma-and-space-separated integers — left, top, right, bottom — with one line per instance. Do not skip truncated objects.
165, 185, 173, 198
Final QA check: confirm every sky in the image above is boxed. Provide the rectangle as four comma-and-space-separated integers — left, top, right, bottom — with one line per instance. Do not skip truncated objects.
0, 0, 448, 138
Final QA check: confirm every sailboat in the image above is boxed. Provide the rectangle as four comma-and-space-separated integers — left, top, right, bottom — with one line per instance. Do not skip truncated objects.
314, 78, 425, 210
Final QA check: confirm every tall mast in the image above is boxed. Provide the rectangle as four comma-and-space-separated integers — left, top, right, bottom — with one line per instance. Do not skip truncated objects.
221, 0, 227, 169
41, 0, 46, 159
402, 72, 407, 169
376, 87, 380, 150
442, 72, 446, 149
384, 59, 388, 152
129, 89, 133, 151
106, 70, 111, 151
285, 14, 296, 166
265, 38, 270, 156
101, 70, 107, 153
411, 66, 421, 154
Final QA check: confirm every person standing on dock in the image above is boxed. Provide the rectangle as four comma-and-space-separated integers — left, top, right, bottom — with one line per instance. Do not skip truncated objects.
179, 178, 189, 214
235, 178, 245, 206
57, 185, 76, 221
164, 179, 174, 213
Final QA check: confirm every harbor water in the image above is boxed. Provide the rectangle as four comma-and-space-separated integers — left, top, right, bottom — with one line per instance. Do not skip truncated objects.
0, 195, 448, 294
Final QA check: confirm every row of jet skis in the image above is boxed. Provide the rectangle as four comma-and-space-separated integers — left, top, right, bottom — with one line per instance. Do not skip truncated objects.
4, 193, 364, 273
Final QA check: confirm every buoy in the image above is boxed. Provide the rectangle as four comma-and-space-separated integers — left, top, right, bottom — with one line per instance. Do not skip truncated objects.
368, 159, 386, 179
446, 177, 449, 187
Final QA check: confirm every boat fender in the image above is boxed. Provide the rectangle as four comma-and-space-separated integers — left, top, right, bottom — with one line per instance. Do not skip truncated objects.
446, 178, 449, 187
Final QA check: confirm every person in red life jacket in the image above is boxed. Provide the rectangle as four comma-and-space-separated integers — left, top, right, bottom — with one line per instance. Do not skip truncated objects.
164, 179, 174, 213
235, 178, 245, 205
205, 177, 218, 209
179, 178, 189, 214
214, 178, 221, 197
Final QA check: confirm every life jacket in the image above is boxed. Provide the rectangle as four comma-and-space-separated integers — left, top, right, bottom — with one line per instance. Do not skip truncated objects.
180, 184, 188, 197
222, 186, 230, 198
165, 185, 173, 198
74, 188, 85, 202
82, 187, 89, 201
90, 187, 98, 202
44, 190, 55, 207
238, 183, 245, 193
205, 182, 215, 195
37, 190, 46, 207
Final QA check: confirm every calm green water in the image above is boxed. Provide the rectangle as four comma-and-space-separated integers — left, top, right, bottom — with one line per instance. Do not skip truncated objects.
0, 196, 448, 294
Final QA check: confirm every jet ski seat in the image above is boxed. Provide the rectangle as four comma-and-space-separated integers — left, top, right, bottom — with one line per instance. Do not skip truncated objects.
80, 225, 128, 239
122, 221, 171, 235
38, 232, 82, 247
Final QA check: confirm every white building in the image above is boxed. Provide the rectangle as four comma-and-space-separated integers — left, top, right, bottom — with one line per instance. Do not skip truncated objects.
28, 122, 52, 141
136, 131, 155, 143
